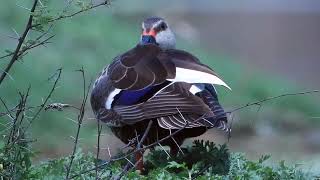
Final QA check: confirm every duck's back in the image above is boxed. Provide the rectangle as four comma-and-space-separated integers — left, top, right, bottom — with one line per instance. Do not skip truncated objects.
90, 44, 229, 148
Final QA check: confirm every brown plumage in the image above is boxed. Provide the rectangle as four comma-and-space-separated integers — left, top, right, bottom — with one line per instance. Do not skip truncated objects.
90, 17, 230, 169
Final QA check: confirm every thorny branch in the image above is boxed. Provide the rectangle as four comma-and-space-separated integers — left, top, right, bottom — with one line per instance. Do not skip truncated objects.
31, 0, 111, 29
65, 68, 92, 179
1, 87, 32, 177
0, 31, 54, 60
0, 0, 111, 85
3, 69, 62, 151
5, 87, 31, 148
24, 69, 62, 128
0, 0, 38, 85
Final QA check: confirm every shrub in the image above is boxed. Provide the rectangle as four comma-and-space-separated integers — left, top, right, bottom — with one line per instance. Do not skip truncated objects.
1, 140, 312, 179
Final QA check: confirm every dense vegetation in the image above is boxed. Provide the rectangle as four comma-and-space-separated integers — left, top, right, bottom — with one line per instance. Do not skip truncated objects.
1, 140, 314, 179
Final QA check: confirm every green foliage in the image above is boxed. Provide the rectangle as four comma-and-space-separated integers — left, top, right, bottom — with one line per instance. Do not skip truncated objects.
220, 153, 314, 180
1, 140, 313, 179
145, 140, 230, 176
26, 149, 116, 179
0, 133, 35, 179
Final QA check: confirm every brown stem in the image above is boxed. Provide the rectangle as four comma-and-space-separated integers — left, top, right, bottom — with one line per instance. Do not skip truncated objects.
65, 68, 92, 179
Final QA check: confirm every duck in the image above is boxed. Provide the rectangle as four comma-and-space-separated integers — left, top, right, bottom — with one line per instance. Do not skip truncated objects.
90, 17, 231, 170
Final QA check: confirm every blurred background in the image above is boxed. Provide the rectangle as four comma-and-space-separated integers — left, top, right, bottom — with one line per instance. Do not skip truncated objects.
1, 0, 320, 173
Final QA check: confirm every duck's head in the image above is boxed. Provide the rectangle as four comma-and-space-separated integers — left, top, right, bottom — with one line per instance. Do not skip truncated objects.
140, 17, 176, 49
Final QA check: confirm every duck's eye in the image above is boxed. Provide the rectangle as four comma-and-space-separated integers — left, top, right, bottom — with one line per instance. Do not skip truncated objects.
159, 22, 167, 31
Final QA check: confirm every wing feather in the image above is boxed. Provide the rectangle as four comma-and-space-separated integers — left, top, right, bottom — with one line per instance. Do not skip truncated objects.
113, 82, 213, 124
92, 44, 231, 128
107, 44, 230, 91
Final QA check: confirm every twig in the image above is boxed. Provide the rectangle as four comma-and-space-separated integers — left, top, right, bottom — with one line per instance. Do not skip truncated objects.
72, 89, 320, 178
5, 88, 30, 149
137, 121, 153, 151
65, 68, 92, 179
0, 98, 15, 120
9, 68, 62, 148
70, 116, 199, 179
113, 121, 153, 180
0, 0, 38, 85
0, 0, 111, 84
95, 119, 102, 180
191, 164, 212, 180
0, 104, 43, 118
0, 25, 53, 60
229, 90, 319, 113
31, 0, 111, 29
223, 90, 319, 139
44, 103, 80, 111
25, 69, 62, 126
158, 143, 171, 158
0, 35, 55, 61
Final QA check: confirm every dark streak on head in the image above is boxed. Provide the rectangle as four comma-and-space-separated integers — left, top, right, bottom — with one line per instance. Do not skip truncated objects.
143, 17, 164, 29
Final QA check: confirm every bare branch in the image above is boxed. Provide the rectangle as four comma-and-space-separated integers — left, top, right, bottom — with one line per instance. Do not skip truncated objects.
65, 68, 92, 179
113, 121, 153, 180
229, 90, 319, 113
19, 68, 62, 139
0, 0, 38, 85
95, 119, 102, 179
70, 117, 196, 179
31, 0, 111, 29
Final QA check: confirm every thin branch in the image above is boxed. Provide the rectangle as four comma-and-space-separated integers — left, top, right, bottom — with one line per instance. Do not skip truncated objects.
0, 53, 14, 59
19, 68, 62, 140
31, 0, 111, 29
65, 68, 92, 179
0, 0, 111, 83
229, 90, 319, 113
30, 69, 61, 122
71, 89, 320, 178
113, 121, 153, 180
3, 71, 61, 152
0, 0, 38, 85
70, 116, 199, 179
44, 103, 80, 111
0, 25, 53, 60
0, 98, 15, 120
0, 104, 41, 118
11, 28, 20, 39
137, 121, 153, 150
158, 143, 171, 158
4, 87, 30, 154
95, 119, 102, 180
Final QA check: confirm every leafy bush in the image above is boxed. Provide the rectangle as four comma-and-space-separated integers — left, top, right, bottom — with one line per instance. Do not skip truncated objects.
1, 140, 313, 179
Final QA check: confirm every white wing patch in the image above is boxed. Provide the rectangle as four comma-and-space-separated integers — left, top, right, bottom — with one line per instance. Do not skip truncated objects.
167, 67, 231, 90
105, 88, 121, 109
189, 84, 205, 94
